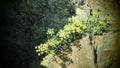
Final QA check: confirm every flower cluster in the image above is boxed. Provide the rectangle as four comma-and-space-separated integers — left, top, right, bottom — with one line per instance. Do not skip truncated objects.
35, 38, 60, 56
35, 16, 87, 56
46, 28, 55, 36
86, 8, 108, 34
35, 43, 48, 55
35, 7, 110, 65
57, 29, 70, 40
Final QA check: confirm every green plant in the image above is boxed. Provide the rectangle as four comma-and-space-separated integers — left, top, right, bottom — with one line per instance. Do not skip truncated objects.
35, 7, 111, 65
86, 9, 107, 34
35, 16, 87, 65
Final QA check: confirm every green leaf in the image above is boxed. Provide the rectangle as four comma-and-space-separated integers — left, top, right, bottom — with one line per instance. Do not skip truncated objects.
50, 50, 55, 55
62, 44, 67, 50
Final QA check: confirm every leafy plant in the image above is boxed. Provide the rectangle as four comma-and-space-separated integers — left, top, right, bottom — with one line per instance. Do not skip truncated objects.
86, 9, 107, 34
35, 7, 111, 65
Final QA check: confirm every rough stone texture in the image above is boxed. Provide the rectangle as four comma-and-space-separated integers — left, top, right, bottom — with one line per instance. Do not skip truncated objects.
45, 34, 96, 68
76, 34, 96, 68
48, 62, 62, 68
45, 31, 120, 68
110, 31, 120, 68
96, 32, 116, 68
91, 32, 116, 68
40, 0, 120, 68
1, 0, 120, 68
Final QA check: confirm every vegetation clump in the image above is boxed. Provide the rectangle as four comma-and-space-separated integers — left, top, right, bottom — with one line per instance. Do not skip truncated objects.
35, 7, 111, 65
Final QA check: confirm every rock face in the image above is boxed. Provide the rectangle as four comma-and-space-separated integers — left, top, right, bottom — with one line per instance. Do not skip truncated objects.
45, 32, 120, 68
1, 0, 120, 68
96, 33, 116, 68
40, 0, 120, 68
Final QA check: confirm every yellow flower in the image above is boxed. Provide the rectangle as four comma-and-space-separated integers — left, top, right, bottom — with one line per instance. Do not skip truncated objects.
64, 24, 72, 31
47, 39, 60, 46
75, 27, 81, 33
46, 28, 55, 36
82, 25, 87, 29
36, 50, 39, 52
74, 19, 82, 27
68, 18, 72, 22
92, 10, 99, 18
35, 46, 37, 49
38, 53, 41, 56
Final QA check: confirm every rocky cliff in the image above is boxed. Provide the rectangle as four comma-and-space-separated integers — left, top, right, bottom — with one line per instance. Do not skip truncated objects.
1, 0, 120, 68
